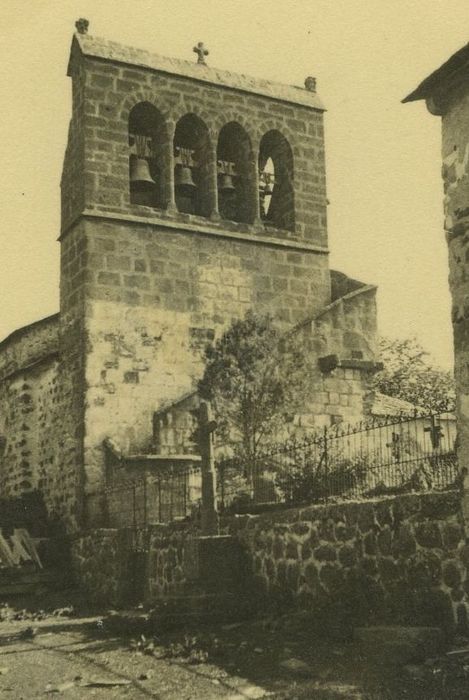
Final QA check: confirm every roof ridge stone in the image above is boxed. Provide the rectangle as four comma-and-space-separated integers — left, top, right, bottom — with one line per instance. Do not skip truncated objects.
73, 33, 325, 110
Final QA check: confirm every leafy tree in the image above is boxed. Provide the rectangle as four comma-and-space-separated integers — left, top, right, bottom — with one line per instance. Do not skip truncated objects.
371, 337, 455, 412
198, 311, 314, 475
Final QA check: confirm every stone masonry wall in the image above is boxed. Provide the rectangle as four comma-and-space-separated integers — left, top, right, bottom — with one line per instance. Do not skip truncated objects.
71, 523, 197, 606
78, 218, 331, 498
150, 283, 379, 453
441, 87, 469, 516
0, 315, 59, 380
70, 528, 134, 606
71, 491, 468, 634
145, 523, 198, 600
0, 315, 79, 526
58, 34, 379, 523
61, 47, 86, 232
226, 491, 468, 634
57, 220, 89, 529
0, 359, 58, 498
296, 284, 378, 429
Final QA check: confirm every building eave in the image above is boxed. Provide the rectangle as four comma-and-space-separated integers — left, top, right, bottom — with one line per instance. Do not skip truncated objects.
402, 42, 469, 104
0, 313, 59, 354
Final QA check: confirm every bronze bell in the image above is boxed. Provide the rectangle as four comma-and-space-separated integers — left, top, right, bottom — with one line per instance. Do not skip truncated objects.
218, 173, 236, 192
175, 164, 197, 193
130, 155, 155, 191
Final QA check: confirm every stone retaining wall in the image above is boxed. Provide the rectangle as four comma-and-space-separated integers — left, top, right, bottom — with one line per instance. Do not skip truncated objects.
70, 528, 134, 606
145, 522, 199, 600
70, 523, 199, 606
71, 491, 469, 635
227, 491, 467, 634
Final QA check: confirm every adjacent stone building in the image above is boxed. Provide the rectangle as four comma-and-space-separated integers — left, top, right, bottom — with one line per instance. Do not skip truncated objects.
0, 22, 380, 531
404, 43, 469, 523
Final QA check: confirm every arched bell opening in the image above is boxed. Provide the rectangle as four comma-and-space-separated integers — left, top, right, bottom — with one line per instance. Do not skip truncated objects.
258, 130, 295, 231
128, 102, 166, 208
173, 114, 211, 217
216, 122, 255, 224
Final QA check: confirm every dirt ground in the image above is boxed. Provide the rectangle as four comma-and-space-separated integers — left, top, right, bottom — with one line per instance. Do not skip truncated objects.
0, 613, 361, 699
0, 591, 468, 699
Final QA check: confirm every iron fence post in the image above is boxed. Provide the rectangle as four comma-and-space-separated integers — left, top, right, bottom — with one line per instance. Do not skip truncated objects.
143, 476, 147, 528
220, 463, 225, 510
323, 425, 329, 502
158, 476, 162, 523
132, 482, 137, 532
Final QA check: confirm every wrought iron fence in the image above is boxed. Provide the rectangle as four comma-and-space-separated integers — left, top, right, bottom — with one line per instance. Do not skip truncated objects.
87, 466, 202, 529
216, 412, 459, 511
87, 413, 460, 525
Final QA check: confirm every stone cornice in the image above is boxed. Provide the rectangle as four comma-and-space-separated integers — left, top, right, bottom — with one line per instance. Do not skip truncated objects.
0, 351, 60, 383
60, 210, 330, 255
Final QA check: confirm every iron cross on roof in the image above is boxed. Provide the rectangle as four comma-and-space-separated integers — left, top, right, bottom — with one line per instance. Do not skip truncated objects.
193, 42, 209, 65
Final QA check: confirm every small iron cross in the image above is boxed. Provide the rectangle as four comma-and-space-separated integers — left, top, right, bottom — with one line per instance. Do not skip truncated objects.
193, 42, 209, 65
424, 416, 443, 449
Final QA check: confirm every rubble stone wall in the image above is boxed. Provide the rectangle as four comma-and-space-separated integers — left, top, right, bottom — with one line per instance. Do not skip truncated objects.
227, 490, 467, 633
145, 523, 198, 600
71, 523, 197, 605
70, 528, 134, 606
0, 315, 81, 529
71, 490, 468, 635
441, 88, 469, 523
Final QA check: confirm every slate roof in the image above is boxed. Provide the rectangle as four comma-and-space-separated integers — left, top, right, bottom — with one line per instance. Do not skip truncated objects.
403, 42, 469, 103
371, 392, 425, 416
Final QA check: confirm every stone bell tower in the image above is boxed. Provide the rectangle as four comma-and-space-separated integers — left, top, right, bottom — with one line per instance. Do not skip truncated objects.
59, 20, 332, 505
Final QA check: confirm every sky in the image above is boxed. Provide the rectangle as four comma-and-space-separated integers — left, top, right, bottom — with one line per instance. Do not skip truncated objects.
0, 0, 467, 369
